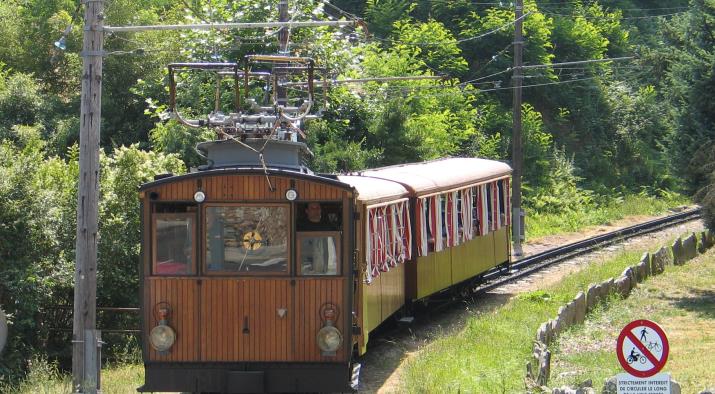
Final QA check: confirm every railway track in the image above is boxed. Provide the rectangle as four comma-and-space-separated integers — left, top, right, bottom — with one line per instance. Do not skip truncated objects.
474, 207, 702, 295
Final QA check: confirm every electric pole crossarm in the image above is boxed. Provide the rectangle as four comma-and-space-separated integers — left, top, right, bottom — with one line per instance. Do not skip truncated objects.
104, 20, 358, 33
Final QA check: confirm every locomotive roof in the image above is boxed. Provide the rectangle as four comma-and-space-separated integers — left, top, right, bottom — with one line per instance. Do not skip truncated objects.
355, 157, 512, 196
337, 175, 409, 205
139, 167, 351, 191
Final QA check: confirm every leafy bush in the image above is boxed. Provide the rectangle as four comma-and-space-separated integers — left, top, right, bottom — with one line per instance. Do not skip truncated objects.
0, 72, 45, 137
0, 132, 183, 380
525, 147, 593, 215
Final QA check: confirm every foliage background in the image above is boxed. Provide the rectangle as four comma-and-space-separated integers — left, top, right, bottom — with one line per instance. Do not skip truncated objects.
1, 0, 714, 382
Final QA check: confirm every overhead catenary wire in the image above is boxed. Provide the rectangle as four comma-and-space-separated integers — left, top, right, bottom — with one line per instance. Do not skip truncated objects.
104, 20, 358, 33
460, 56, 635, 86
367, 11, 532, 46
539, 7, 688, 19
520, 56, 635, 69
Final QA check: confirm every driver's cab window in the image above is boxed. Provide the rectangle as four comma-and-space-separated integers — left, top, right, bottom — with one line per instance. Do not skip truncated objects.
297, 202, 342, 276
205, 205, 289, 274
153, 213, 196, 275
297, 232, 340, 275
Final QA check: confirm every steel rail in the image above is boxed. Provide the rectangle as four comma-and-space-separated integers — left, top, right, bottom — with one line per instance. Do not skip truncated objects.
473, 208, 701, 295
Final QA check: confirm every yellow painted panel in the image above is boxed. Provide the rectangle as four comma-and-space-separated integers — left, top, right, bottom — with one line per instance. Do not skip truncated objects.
474, 234, 496, 275
362, 276, 382, 335
464, 238, 480, 278
450, 246, 462, 284
434, 249, 452, 293
493, 226, 509, 264
450, 242, 471, 284
416, 254, 435, 299
380, 263, 405, 321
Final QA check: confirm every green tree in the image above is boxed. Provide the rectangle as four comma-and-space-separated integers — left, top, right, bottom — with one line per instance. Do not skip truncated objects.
662, 0, 715, 192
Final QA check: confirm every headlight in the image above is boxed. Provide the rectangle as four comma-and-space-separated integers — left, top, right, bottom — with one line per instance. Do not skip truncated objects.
317, 325, 342, 353
150, 324, 176, 352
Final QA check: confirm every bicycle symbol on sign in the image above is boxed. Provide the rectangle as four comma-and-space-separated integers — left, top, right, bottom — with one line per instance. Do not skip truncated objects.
627, 348, 647, 365
647, 341, 662, 352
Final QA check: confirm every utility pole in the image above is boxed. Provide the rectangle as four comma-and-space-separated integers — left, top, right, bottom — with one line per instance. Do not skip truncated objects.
73, 0, 104, 392
511, 0, 524, 256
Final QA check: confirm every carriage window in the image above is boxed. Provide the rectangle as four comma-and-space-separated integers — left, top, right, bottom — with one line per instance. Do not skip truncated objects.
498, 180, 506, 227
297, 232, 340, 275
205, 205, 289, 273
153, 214, 195, 275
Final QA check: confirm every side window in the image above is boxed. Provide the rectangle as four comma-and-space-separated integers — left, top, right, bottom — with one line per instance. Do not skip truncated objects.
486, 184, 493, 230
425, 197, 435, 252
153, 213, 195, 275
498, 179, 506, 227
205, 205, 289, 274
297, 232, 340, 275
297, 202, 342, 231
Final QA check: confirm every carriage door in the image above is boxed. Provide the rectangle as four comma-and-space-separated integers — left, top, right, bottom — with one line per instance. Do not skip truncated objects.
199, 204, 293, 362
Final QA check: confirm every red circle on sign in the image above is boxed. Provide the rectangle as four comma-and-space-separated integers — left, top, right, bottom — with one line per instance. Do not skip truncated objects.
616, 319, 669, 378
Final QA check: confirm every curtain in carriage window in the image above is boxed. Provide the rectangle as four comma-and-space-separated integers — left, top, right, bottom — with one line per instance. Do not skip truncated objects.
478, 184, 489, 236
460, 187, 474, 242
416, 191, 467, 255
410, 178, 512, 263
472, 182, 507, 236
365, 200, 411, 283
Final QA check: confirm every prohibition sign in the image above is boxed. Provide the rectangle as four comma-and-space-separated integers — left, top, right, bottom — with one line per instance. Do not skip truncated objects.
616, 319, 669, 378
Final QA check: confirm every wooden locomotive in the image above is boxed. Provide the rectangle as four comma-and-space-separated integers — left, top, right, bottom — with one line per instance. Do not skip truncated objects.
138, 58, 511, 393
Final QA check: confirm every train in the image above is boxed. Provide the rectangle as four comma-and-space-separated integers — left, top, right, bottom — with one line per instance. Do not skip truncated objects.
137, 137, 512, 393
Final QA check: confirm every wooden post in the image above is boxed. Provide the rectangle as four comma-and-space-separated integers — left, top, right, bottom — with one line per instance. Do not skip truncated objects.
73, 0, 104, 392
511, 0, 524, 256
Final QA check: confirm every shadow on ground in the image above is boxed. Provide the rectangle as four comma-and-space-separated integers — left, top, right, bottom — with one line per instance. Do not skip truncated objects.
666, 289, 715, 320
355, 292, 512, 393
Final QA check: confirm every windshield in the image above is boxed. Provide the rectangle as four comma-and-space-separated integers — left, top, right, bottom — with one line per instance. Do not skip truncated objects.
205, 205, 289, 273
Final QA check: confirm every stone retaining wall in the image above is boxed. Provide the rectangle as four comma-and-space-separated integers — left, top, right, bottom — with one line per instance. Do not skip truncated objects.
525, 230, 714, 393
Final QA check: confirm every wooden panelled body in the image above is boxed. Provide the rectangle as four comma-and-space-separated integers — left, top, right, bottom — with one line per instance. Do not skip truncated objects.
355, 183, 512, 354
294, 278, 347, 361
379, 263, 405, 322
354, 198, 410, 355
144, 278, 199, 362
411, 230, 510, 301
145, 277, 348, 363
493, 226, 510, 264
141, 170, 354, 367
198, 278, 291, 362
414, 249, 451, 300
147, 174, 345, 203
451, 235, 496, 284
361, 275, 382, 337
358, 263, 405, 337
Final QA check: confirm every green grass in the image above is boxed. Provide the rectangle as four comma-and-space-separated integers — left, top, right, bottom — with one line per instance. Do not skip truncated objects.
1, 340, 145, 394
550, 250, 715, 392
401, 242, 680, 393
526, 193, 691, 239
0, 359, 144, 394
